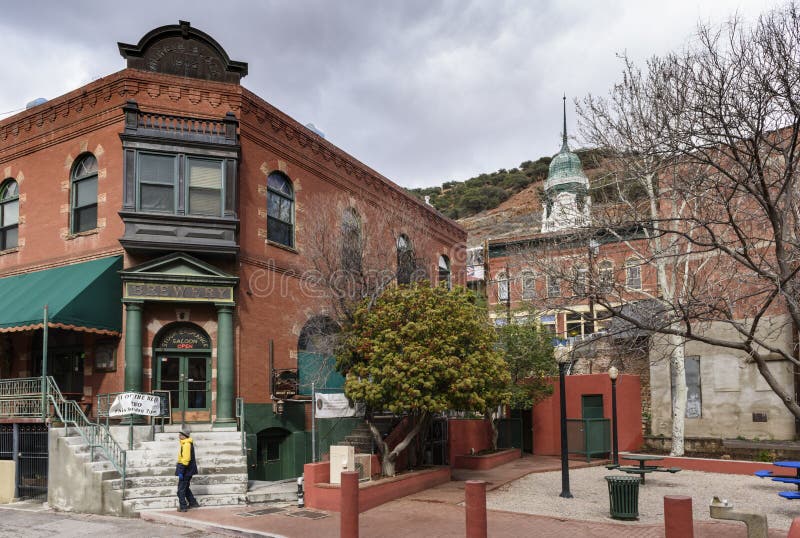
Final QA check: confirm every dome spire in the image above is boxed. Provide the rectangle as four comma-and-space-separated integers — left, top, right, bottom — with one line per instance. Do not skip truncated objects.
561, 94, 569, 151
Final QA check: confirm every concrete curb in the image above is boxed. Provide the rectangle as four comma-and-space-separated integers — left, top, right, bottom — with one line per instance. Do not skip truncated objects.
139, 508, 288, 538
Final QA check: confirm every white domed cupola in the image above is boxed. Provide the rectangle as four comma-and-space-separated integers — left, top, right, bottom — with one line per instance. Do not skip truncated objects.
541, 96, 590, 233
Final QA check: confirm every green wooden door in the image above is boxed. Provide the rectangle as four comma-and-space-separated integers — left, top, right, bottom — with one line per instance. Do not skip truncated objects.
582, 394, 604, 419
257, 428, 291, 481
156, 354, 211, 414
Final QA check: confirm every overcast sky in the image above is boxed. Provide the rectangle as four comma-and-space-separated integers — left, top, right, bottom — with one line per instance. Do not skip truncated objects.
0, 1, 784, 188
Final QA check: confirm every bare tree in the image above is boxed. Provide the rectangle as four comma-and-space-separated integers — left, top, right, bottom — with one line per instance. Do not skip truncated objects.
571, 2, 800, 447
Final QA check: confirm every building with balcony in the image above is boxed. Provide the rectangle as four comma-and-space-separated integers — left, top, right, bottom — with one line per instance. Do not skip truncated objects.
0, 20, 465, 507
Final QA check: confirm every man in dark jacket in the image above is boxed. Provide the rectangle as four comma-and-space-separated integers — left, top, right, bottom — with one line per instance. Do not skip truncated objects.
176, 429, 199, 512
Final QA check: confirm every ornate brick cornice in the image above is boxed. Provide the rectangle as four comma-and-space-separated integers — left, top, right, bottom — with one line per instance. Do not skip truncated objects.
239, 89, 466, 243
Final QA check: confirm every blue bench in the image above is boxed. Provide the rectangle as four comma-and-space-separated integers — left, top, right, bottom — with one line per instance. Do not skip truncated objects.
772, 477, 800, 484
754, 470, 773, 478
779, 491, 800, 500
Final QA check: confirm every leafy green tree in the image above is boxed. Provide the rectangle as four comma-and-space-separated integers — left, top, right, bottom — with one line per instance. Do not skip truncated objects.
497, 317, 557, 410
337, 283, 510, 476
484, 316, 557, 450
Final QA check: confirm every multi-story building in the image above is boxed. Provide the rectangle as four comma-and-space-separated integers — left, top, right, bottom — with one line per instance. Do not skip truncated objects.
0, 19, 465, 501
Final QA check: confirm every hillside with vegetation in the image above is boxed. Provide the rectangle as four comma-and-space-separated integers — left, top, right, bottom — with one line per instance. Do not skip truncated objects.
407, 148, 609, 244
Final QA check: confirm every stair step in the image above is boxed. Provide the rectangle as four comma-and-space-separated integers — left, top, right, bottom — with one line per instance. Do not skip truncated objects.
124, 493, 246, 512
126, 447, 242, 458
124, 454, 244, 468
124, 464, 247, 477
123, 482, 246, 499
154, 431, 241, 442
110, 473, 247, 490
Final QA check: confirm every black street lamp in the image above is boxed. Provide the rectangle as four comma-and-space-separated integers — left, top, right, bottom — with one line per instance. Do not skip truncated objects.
609, 366, 620, 466
557, 349, 572, 498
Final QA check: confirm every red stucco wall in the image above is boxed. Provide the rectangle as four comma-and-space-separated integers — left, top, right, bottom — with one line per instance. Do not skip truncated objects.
448, 419, 493, 464
533, 373, 643, 456
303, 462, 451, 512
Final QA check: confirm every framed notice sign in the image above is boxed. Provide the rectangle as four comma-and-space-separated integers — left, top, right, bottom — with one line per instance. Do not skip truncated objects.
152, 390, 172, 421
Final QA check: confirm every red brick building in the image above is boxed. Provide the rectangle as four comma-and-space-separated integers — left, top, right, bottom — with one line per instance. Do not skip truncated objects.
0, 21, 465, 481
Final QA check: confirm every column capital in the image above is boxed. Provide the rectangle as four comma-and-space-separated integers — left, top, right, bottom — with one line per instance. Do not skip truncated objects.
124, 300, 144, 310
215, 303, 235, 313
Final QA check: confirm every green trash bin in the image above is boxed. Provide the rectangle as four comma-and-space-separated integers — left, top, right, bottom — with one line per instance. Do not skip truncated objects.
605, 475, 640, 520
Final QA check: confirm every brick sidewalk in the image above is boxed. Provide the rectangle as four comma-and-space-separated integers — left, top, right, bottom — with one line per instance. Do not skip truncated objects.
140, 455, 787, 537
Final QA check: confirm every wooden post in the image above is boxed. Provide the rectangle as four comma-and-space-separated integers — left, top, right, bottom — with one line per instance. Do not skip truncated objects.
465, 480, 487, 538
340, 471, 359, 538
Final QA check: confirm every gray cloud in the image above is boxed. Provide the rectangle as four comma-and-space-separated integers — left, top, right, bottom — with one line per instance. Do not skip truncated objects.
0, 0, 780, 188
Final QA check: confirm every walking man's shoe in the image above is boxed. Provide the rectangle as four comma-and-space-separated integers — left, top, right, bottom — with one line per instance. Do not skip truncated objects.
177, 507, 187, 512
189, 502, 200, 508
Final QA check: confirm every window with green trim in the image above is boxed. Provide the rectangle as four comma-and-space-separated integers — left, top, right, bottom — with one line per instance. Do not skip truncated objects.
0, 180, 19, 250
267, 172, 294, 247
136, 152, 225, 217
71, 154, 98, 233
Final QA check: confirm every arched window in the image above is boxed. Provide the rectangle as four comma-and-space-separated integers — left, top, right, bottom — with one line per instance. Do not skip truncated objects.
496, 271, 509, 302
598, 260, 614, 293
341, 207, 362, 274
546, 275, 561, 298
438, 255, 451, 289
625, 258, 642, 290
396, 234, 414, 285
298, 315, 343, 395
0, 180, 19, 251
521, 270, 536, 300
267, 172, 294, 247
573, 265, 588, 296
71, 154, 98, 233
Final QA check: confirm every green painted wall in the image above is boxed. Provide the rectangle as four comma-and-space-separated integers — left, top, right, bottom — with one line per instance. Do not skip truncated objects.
243, 402, 311, 480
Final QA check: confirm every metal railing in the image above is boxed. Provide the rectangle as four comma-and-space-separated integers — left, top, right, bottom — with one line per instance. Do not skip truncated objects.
235, 397, 246, 456
44, 378, 128, 496
566, 417, 611, 462
0, 377, 45, 398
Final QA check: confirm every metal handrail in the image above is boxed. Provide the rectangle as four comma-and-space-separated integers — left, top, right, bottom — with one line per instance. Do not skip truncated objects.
235, 397, 246, 456
45, 377, 127, 496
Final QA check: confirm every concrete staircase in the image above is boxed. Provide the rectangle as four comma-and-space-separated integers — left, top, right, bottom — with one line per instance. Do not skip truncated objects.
342, 421, 374, 454
52, 424, 248, 517
117, 425, 247, 515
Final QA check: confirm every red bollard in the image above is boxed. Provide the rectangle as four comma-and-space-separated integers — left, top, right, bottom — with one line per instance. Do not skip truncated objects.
465, 480, 487, 538
788, 517, 800, 537
340, 471, 359, 538
664, 495, 694, 538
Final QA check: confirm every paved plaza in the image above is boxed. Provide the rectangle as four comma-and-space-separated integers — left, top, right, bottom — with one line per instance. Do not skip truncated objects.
137, 455, 789, 537
1, 455, 794, 537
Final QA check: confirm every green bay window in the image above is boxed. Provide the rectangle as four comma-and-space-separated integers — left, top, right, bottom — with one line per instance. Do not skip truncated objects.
138, 153, 176, 213
136, 153, 225, 217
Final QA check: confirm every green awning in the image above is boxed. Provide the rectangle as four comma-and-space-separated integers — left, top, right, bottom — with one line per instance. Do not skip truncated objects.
0, 256, 122, 335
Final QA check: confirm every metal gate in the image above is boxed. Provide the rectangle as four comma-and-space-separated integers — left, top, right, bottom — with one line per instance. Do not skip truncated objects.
0, 424, 11, 460
0, 423, 49, 499
426, 417, 448, 465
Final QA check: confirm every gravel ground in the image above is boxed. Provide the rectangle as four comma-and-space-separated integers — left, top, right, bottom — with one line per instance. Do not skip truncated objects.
486, 465, 800, 531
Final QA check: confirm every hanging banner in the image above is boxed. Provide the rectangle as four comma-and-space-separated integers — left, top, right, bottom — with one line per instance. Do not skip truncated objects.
109, 392, 162, 417
314, 393, 365, 418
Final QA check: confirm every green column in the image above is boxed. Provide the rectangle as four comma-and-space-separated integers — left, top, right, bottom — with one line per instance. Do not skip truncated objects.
124, 301, 143, 392
214, 303, 236, 427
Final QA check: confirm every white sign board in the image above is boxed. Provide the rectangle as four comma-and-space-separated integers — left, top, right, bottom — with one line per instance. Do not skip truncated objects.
109, 392, 162, 417
315, 393, 365, 418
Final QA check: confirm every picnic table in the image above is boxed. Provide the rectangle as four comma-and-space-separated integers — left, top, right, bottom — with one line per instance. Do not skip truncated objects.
754, 461, 800, 499
614, 454, 682, 484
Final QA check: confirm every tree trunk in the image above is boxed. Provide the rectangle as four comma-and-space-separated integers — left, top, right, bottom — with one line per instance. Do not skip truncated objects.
366, 413, 429, 477
669, 336, 687, 456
